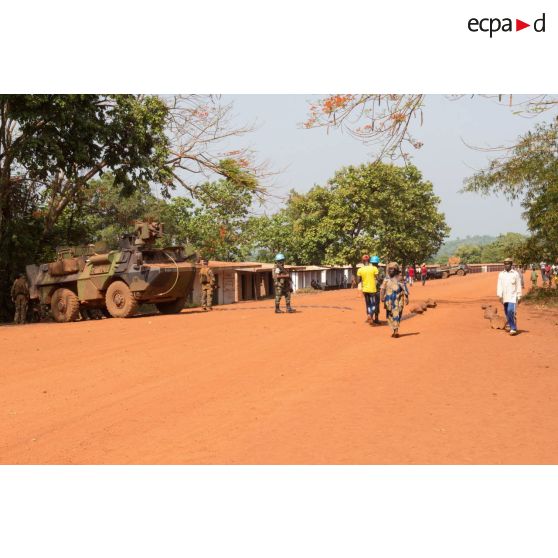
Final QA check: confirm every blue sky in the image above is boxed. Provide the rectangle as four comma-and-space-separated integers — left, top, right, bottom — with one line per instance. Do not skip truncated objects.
221, 94, 557, 239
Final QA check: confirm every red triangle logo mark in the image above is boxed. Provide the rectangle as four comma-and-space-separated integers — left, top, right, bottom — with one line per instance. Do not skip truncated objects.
516, 19, 530, 31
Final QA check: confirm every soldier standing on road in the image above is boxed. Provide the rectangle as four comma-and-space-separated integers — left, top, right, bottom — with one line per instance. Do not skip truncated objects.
199, 259, 216, 311
273, 253, 295, 313
380, 262, 409, 338
11, 273, 30, 325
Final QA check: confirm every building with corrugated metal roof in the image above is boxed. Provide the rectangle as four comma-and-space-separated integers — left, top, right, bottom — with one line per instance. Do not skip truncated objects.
190, 261, 354, 306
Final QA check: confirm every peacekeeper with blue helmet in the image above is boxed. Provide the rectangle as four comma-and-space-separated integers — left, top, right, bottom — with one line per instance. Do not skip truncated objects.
273, 253, 296, 314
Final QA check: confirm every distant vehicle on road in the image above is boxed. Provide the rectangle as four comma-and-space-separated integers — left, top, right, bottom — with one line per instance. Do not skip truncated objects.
427, 263, 469, 280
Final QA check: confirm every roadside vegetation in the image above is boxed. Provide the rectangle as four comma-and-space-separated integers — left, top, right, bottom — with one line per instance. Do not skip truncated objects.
523, 287, 558, 308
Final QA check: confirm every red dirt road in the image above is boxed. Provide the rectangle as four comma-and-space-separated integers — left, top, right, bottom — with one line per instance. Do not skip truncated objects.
1, 272, 557, 464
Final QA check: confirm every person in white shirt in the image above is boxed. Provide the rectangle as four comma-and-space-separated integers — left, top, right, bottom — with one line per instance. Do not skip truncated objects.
497, 257, 522, 335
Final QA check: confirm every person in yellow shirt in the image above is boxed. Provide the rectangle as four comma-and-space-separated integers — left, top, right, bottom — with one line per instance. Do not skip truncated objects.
357, 254, 379, 325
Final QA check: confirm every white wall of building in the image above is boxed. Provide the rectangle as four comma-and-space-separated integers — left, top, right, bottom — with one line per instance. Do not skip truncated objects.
290, 267, 352, 291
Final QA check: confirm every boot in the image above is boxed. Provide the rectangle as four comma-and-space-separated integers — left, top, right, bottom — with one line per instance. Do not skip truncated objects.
275, 304, 283, 314
286, 304, 296, 313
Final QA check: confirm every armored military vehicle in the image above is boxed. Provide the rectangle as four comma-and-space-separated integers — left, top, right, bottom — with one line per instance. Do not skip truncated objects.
27, 221, 197, 322
427, 263, 470, 280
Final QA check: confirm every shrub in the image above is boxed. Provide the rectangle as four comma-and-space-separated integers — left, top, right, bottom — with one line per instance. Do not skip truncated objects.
523, 287, 558, 307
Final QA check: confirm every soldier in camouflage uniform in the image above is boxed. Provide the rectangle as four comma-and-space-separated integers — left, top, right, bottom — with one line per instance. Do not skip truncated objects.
379, 262, 409, 338
273, 253, 295, 313
11, 273, 30, 325
199, 259, 216, 311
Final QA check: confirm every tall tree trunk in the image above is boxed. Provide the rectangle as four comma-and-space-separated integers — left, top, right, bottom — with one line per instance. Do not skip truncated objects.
0, 172, 15, 322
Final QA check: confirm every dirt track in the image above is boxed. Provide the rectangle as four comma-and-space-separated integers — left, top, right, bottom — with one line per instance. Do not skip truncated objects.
1, 272, 557, 464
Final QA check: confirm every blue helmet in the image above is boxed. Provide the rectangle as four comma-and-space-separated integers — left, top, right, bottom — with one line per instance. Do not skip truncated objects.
275, 253, 285, 261
371, 255, 380, 264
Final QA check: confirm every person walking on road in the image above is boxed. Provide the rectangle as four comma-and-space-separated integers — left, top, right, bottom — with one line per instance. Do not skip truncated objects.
407, 265, 415, 286
199, 259, 216, 311
11, 273, 30, 324
530, 264, 539, 289
380, 262, 409, 338
273, 253, 295, 313
420, 263, 427, 286
497, 257, 522, 336
372, 258, 385, 324
357, 254, 379, 325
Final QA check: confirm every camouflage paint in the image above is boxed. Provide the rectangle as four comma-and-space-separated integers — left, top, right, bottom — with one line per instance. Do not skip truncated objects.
27, 221, 197, 318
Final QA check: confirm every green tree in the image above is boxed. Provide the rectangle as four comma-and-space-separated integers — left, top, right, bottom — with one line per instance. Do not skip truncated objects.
464, 121, 557, 261
44, 174, 260, 263
244, 162, 450, 269
480, 233, 528, 263
0, 94, 264, 320
164, 179, 259, 261
52, 174, 170, 251
2, 95, 170, 232
454, 244, 482, 264
242, 211, 298, 262
318, 163, 449, 269
0, 94, 170, 320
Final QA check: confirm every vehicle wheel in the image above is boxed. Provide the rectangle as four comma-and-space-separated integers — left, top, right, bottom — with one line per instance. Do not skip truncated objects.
441, 272, 449, 279
105, 281, 139, 318
456, 269, 465, 276
51, 288, 80, 323
156, 297, 186, 314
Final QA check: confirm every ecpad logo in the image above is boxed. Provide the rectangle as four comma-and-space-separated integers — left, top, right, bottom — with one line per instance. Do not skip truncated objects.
468, 13, 546, 37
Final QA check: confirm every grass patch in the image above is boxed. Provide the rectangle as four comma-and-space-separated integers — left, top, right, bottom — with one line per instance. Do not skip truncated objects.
523, 287, 558, 307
